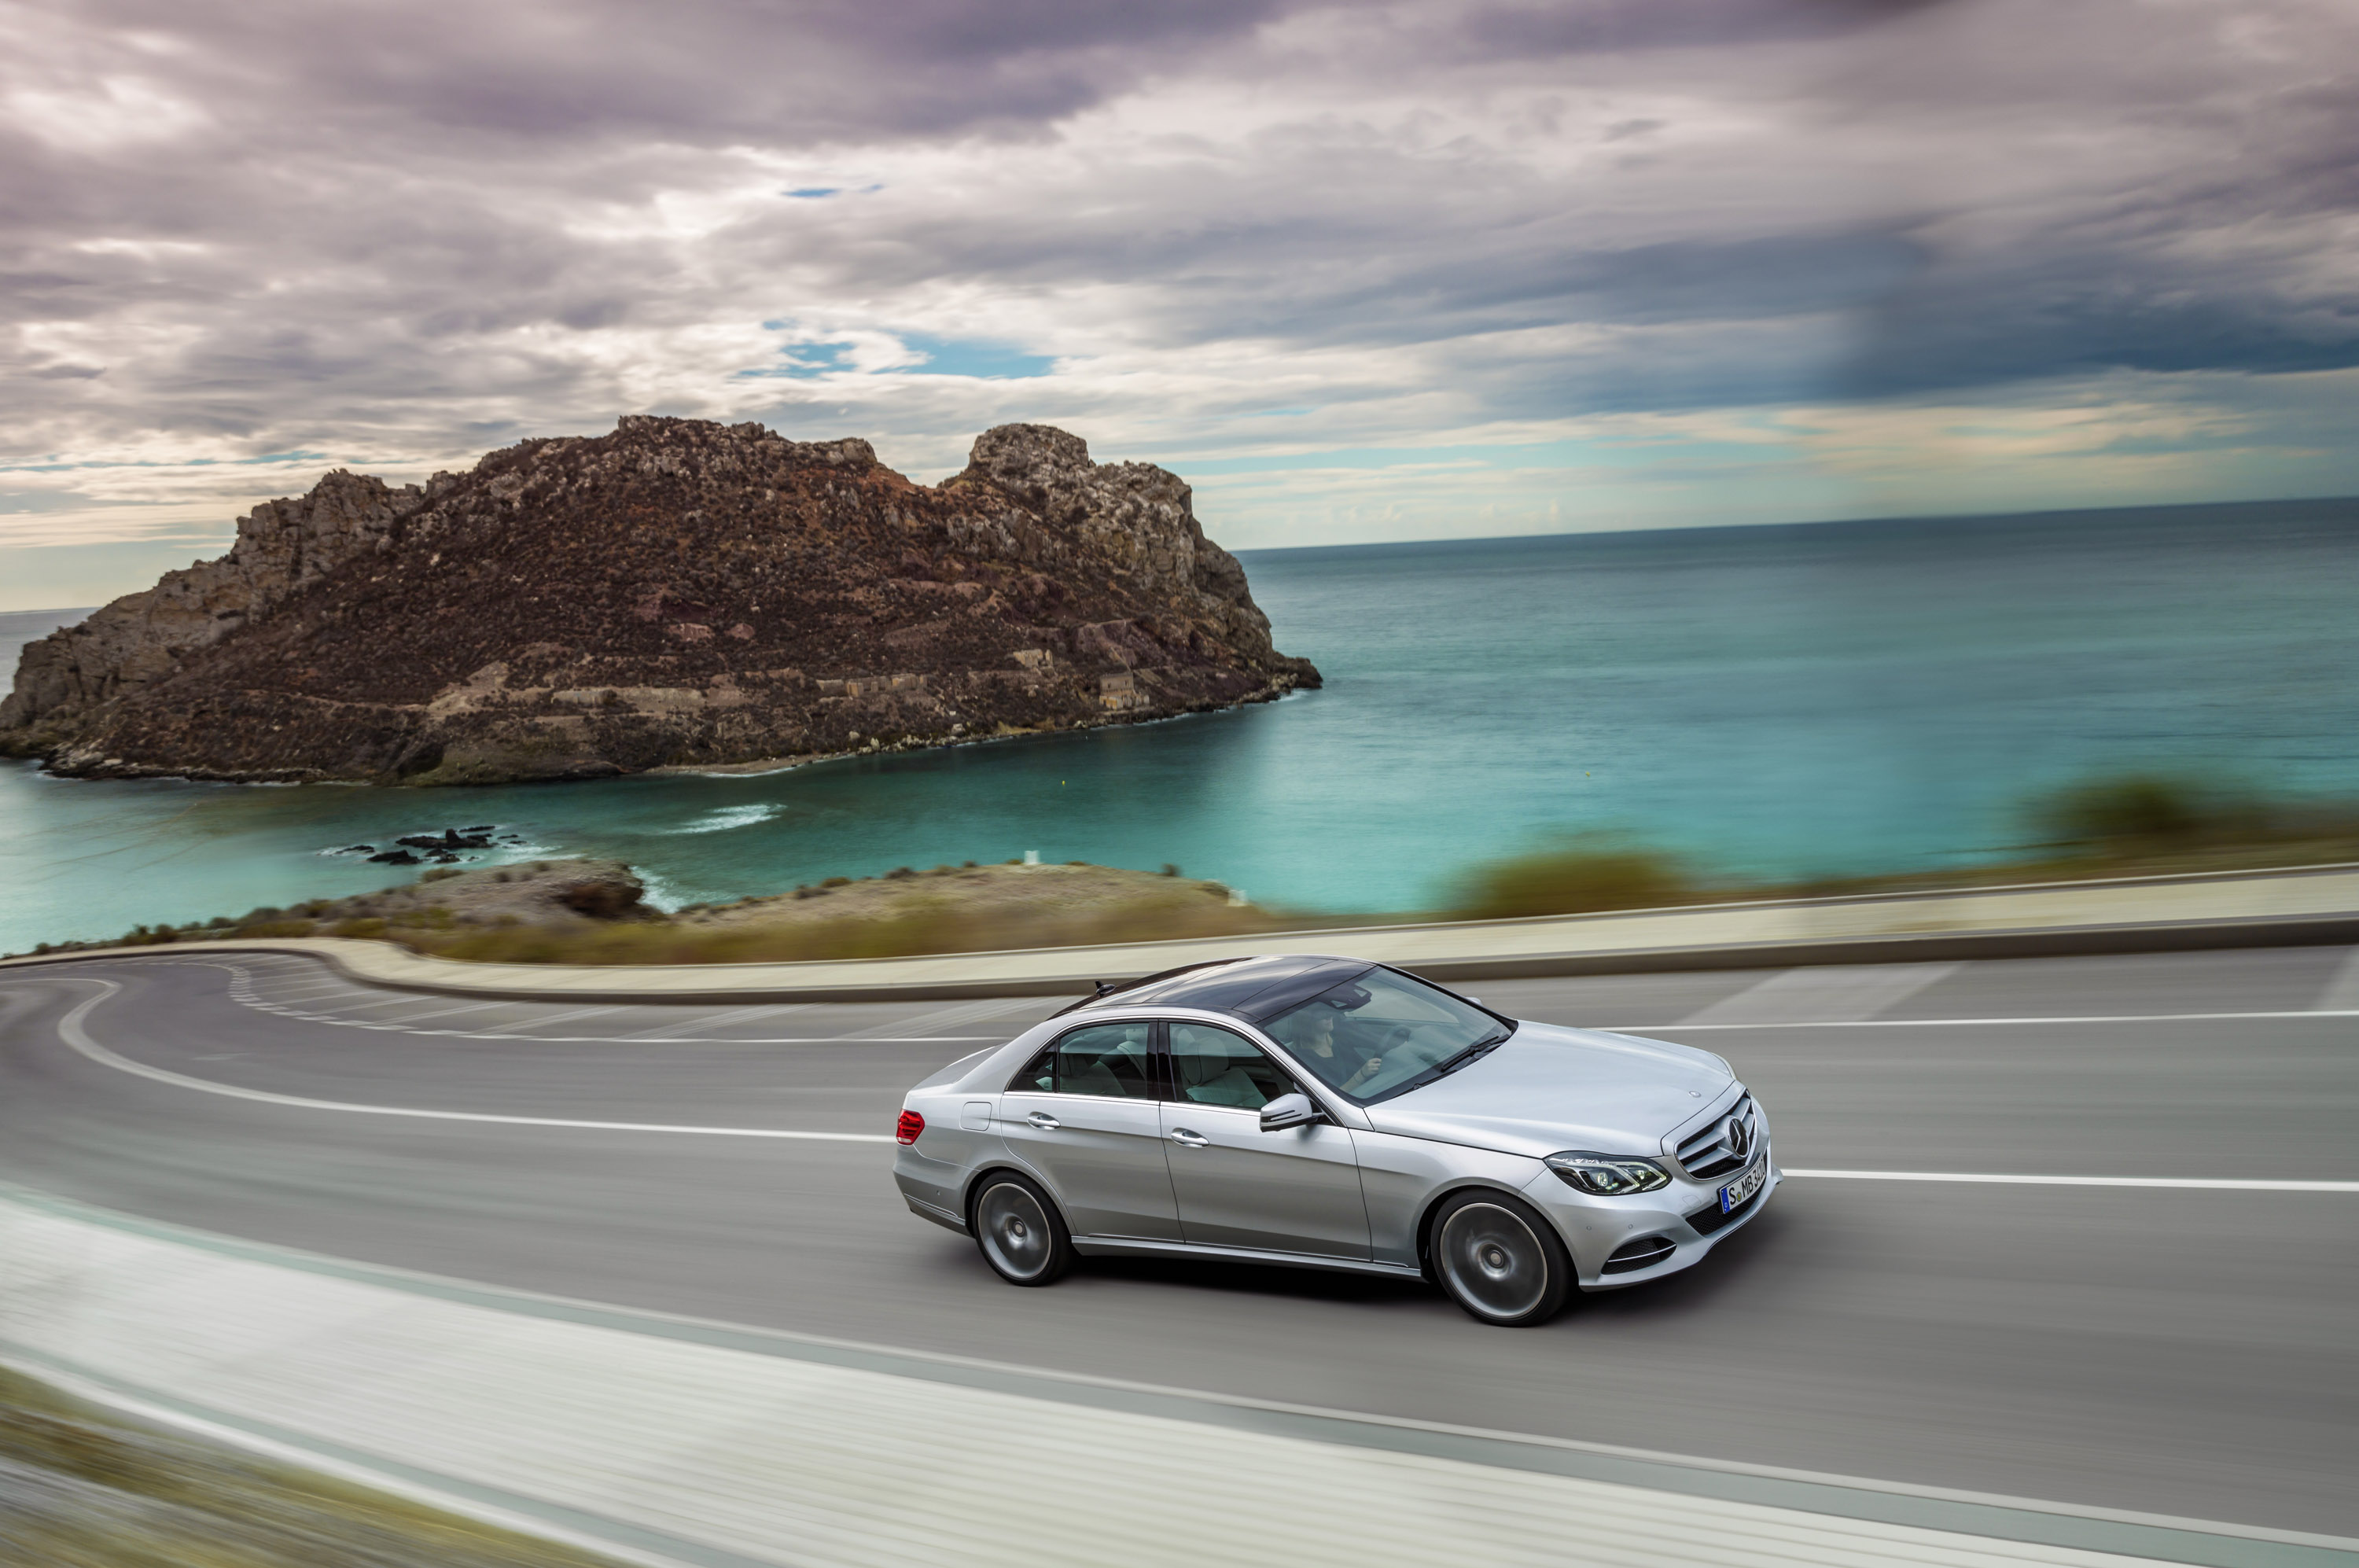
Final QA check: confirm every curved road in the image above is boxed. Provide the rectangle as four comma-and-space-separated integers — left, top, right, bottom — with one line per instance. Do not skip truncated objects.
3, 945, 2355, 1540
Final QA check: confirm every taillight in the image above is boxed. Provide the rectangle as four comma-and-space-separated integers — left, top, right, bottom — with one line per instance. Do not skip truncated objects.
896, 1109, 924, 1146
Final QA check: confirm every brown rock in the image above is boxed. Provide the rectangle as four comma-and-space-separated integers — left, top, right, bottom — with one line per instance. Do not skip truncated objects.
1, 419, 1319, 784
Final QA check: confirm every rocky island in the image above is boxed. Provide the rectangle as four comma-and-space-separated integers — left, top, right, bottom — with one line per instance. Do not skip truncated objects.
0, 420, 1318, 784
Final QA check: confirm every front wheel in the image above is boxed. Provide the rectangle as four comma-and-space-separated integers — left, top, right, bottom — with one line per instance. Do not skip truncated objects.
1430, 1191, 1573, 1326
970, 1172, 1075, 1286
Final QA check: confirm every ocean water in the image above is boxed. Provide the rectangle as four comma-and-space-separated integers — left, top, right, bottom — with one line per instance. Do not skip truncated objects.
2, 497, 2353, 955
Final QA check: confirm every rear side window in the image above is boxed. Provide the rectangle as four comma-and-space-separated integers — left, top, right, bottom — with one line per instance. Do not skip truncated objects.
1010, 1043, 1057, 1093
1010, 1021, 1157, 1099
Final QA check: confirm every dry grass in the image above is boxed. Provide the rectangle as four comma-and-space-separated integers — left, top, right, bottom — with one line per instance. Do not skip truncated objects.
0, 1364, 619, 1568
1451, 839, 1695, 921
404, 861, 1287, 966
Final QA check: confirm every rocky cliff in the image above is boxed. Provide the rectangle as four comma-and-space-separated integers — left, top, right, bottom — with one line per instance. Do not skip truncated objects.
0, 420, 1319, 784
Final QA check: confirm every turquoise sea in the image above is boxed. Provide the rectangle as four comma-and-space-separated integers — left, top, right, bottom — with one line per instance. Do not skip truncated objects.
3, 496, 2354, 956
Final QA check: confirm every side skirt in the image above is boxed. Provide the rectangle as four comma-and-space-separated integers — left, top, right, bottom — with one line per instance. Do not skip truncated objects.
1073, 1235, 1425, 1280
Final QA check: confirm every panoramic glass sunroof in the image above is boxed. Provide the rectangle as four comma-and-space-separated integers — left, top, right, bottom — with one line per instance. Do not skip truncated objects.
1094, 954, 1370, 1018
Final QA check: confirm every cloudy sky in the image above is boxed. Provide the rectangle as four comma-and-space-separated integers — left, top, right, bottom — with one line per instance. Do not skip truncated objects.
5, 0, 2355, 609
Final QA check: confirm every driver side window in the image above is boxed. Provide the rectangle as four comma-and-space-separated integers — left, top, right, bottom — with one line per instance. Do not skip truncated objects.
1168, 1022, 1294, 1111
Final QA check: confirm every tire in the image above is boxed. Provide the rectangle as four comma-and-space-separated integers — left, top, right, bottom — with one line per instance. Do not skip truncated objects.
969, 1172, 1075, 1286
1429, 1190, 1573, 1327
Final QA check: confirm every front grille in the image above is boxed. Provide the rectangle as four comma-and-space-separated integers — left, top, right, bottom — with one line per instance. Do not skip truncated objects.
1601, 1235, 1677, 1274
1675, 1095, 1758, 1180
1686, 1180, 1763, 1236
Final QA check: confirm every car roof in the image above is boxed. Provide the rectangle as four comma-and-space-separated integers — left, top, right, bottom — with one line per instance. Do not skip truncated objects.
1055, 953, 1375, 1024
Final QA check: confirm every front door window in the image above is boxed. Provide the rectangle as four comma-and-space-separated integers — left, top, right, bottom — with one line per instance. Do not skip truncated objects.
1168, 1021, 1294, 1109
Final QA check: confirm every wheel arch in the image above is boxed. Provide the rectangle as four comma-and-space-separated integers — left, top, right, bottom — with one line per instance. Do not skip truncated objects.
961, 1161, 1068, 1231
1411, 1178, 1552, 1280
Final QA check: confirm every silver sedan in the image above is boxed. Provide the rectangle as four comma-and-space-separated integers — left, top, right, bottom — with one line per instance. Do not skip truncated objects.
892, 955, 1776, 1326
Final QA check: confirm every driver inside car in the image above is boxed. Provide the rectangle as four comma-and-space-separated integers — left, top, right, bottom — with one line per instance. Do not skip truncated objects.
1277, 1003, 1385, 1096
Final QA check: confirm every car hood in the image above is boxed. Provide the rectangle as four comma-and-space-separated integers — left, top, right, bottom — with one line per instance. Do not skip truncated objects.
1364, 1021, 1735, 1159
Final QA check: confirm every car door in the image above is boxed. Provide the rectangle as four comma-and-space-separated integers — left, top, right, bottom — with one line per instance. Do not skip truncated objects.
1161, 1021, 1369, 1259
996, 1020, 1182, 1241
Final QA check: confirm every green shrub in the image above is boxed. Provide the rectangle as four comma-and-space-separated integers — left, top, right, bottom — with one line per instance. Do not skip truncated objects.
2024, 773, 2263, 856
1454, 841, 1692, 921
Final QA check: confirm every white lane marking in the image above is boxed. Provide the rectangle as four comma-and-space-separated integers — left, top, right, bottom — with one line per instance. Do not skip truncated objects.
297, 992, 455, 1018
842, 994, 1054, 1040
1614, 1008, 2359, 1029
255, 981, 355, 1001
616, 1002, 809, 1042
364, 998, 517, 1026
41, 981, 891, 1143
202, 960, 997, 1046
473, 1004, 620, 1037
2316, 945, 2359, 1013
1786, 1169, 2359, 1192
1677, 963, 1959, 1026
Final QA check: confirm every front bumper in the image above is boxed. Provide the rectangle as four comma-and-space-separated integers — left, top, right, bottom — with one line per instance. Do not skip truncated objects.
1523, 1143, 1780, 1290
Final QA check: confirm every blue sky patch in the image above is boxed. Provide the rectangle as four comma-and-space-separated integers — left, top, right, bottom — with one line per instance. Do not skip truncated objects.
896, 334, 1054, 379
740, 333, 1052, 381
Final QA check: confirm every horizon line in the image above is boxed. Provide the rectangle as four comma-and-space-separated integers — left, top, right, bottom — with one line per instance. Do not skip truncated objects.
1228, 490, 2359, 554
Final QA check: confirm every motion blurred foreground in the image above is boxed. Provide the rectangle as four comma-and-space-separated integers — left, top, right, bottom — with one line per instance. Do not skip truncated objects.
11, 1187, 2306, 1568
0, 1364, 614, 1568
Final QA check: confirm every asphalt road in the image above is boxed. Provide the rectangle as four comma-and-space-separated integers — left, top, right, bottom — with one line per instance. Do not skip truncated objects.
2, 944, 2354, 1540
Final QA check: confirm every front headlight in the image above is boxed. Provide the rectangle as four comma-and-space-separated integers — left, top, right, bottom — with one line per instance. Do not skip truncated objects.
1545, 1151, 1672, 1195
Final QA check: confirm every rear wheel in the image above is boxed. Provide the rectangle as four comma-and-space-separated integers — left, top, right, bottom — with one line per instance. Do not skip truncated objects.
970, 1172, 1075, 1286
1430, 1191, 1573, 1327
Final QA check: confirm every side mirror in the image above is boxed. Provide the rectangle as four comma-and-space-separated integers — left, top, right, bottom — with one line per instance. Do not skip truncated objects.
1260, 1092, 1323, 1132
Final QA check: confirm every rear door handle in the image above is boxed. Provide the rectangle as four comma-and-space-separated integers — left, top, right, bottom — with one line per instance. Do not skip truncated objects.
1026, 1112, 1062, 1130
1169, 1128, 1209, 1148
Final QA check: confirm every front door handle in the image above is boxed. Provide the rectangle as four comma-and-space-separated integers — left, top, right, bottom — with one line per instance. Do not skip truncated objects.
1169, 1128, 1209, 1148
1027, 1111, 1061, 1130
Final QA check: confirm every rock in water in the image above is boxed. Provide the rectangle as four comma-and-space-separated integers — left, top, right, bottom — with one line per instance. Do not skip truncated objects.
0, 420, 1320, 784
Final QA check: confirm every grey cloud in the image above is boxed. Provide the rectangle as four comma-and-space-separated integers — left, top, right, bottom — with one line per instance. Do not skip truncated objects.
71, 0, 1286, 145
0, 0, 2353, 480
1456, 0, 1953, 57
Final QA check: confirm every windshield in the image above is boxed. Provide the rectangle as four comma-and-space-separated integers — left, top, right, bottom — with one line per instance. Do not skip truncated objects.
1261, 968, 1509, 1103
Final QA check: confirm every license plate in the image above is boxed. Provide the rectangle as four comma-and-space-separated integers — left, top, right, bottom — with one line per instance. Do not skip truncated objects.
1720, 1158, 1766, 1213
